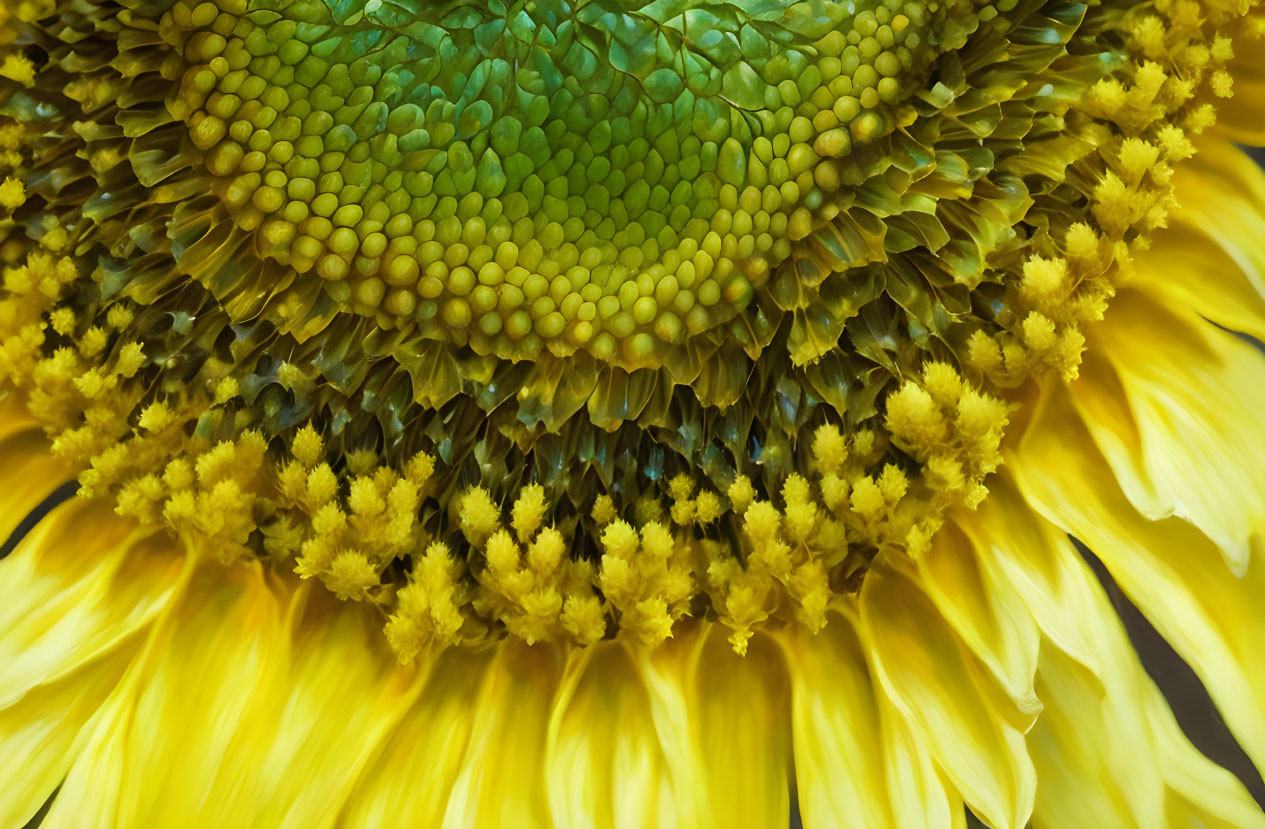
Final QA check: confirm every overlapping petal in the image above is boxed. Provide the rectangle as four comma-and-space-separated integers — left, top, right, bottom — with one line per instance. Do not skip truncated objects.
906, 522, 1042, 724
1072, 288, 1265, 575
1135, 144, 1265, 341
859, 563, 1036, 829
778, 611, 966, 829
960, 475, 1265, 828
0, 401, 75, 545
340, 648, 491, 828
544, 645, 676, 829
37, 560, 422, 828
441, 640, 560, 828
686, 632, 793, 829
0, 501, 183, 710
543, 628, 793, 829
1011, 381, 1265, 779
0, 500, 183, 827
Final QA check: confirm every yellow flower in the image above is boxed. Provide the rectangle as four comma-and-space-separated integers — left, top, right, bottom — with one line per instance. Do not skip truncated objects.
2, 0, 1265, 825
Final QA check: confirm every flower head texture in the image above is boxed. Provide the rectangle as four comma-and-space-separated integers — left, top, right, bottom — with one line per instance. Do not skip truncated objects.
2, 0, 1265, 825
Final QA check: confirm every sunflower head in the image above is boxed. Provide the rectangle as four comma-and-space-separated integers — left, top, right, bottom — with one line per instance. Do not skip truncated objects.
0, 0, 1259, 660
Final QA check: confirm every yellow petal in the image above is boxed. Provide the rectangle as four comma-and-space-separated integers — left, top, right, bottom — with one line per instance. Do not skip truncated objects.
860, 563, 1036, 829
0, 639, 136, 828
1012, 381, 1265, 779
1211, 45, 1265, 145
0, 395, 39, 438
781, 608, 967, 829
910, 521, 1042, 722
340, 647, 492, 829
690, 628, 792, 829
625, 633, 714, 828
1025, 552, 1264, 829
1145, 684, 1265, 829
0, 499, 183, 709
0, 500, 184, 827
1133, 144, 1265, 342
1061, 348, 1158, 520
953, 478, 1100, 675
957, 469, 1265, 826
1027, 647, 1140, 828
205, 581, 421, 828
954, 476, 1159, 825
1077, 290, 1265, 574
878, 687, 967, 829
113, 563, 285, 828
442, 638, 560, 828
0, 423, 75, 547
546, 625, 791, 829
44, 561, 422, 829
545, 644, 674, 829
776, 614, 898, 829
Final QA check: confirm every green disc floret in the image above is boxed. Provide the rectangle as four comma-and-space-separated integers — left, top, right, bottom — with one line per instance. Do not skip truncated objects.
169, 0, 1001, 365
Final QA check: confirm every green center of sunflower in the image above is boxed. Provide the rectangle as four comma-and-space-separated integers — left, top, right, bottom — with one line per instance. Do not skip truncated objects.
167, 0, 976, 366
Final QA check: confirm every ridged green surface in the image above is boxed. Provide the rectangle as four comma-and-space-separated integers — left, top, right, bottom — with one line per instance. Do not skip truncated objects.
170, 0, 980, 366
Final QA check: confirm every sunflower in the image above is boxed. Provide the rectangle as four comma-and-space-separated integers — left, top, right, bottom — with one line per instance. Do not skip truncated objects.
2, 0, 1264, 824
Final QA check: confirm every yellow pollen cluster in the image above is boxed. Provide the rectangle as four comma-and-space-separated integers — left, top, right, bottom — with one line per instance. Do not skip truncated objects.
884, 365, 1010, 510
385, 542, 471, 663
461, 486, 607, 648
597, 518, 695, 648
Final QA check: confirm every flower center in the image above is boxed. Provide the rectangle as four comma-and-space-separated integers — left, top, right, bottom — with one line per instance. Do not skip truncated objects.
1, 0, 1253, 658
166, 0, 961, 366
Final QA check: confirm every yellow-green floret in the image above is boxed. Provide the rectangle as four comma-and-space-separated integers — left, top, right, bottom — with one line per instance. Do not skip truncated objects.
170, 0, 956, 365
